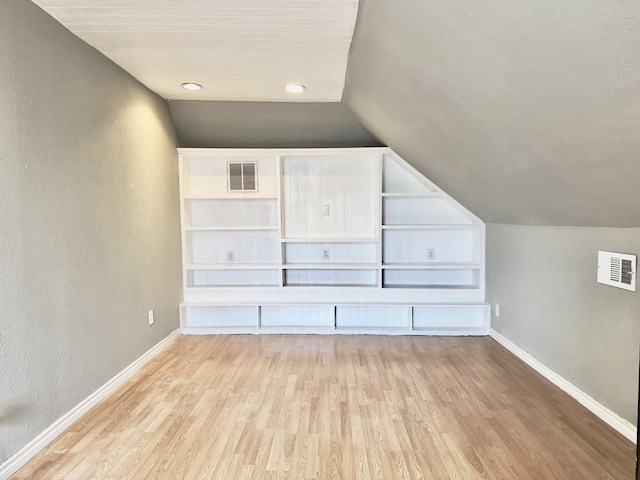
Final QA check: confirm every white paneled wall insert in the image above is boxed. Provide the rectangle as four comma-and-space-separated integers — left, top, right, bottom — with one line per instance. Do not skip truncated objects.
179, 148, 489, 335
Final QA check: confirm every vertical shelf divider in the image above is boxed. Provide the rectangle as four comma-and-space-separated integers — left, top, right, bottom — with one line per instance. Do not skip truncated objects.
275, 155, 285, 288
178, 155, 189, 293
377, 154, 384, 288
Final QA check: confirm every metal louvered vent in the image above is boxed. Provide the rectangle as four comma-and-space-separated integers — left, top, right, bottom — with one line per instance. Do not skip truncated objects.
242, 163, 256, 191
610, 257, 621, 282
227, 162, 258, 192
621, 259, 633, 285
228, 163, 243, 191
598, 251, 636, 291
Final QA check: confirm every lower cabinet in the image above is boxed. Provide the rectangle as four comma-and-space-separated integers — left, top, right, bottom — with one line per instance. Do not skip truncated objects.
260, 305, 334, 329
335, 306, 410, 330
180, 303, 490, 334
413, 306, 488, 332
184, 305, 258, 329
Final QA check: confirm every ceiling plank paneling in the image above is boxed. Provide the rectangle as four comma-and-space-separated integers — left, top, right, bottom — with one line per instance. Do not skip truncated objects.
32, 0, 359, 101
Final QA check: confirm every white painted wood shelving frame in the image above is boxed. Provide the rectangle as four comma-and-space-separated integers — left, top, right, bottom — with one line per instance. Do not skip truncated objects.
178, 147, 489, 335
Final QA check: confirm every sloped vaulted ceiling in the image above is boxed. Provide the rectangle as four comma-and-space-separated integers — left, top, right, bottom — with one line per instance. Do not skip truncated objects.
343, 0, 640, 226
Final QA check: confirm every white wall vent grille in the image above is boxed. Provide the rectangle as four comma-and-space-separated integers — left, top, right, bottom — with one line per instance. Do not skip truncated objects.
597, 251, 636, 291
228, 162, 257, 192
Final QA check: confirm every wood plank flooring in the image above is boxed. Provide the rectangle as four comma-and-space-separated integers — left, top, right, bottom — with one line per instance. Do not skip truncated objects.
13, 335, 635, 479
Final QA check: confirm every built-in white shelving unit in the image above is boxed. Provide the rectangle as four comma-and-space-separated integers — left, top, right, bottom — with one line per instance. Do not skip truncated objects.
179, 148, 488, 334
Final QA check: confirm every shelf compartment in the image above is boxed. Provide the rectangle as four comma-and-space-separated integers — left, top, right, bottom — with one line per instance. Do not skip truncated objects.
336, 306, 410, 329
182, 305, 258, 328
383, 154, 436, 195
283, 241, 377, 265
184, 198, 277, 228
283, 269, 378, 287
382, 196, 470, 225
260, 305, 334, 328
182, 154, 277, 197
382, 269, 480, 289
187, 269, 280, 288
382, 229, 478, 264
413, 306, 488, 330
281, 155, 378, 240
188, 230, 279, 265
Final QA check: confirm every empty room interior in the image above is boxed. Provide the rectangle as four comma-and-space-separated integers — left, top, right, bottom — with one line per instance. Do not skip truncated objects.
1, 0, 639, 479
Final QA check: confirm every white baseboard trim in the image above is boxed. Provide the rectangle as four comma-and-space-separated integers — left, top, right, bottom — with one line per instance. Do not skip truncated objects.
490, 328, 636, 444
0, 329, 181, 480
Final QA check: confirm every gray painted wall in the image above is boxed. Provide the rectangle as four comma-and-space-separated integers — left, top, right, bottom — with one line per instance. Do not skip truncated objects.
169, 100, 382, 148
487, 224, 640, 423
0, 1, 181, 462
344, 0, 640, 227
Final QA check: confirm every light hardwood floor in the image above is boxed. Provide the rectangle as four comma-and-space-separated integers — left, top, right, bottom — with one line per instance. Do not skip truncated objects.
13, 335, 634, 479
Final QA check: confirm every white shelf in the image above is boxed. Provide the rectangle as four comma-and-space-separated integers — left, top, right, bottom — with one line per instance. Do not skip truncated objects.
186, 285, 279, 290
185, 226, 278, 231
411, 327, 488, 334
281, 238, 378, 243
257, 326, 334, 333
284, 283, 378, 288
335, 326, 410, 332
382, 262, 480, 270
181, 301, 489, 308
187, 263, 280, 270
283, 263, 378, 269
184, 195, 278, 200
381, 192, 439, 197
381, 224, 478, 230
382, 284, 480, 290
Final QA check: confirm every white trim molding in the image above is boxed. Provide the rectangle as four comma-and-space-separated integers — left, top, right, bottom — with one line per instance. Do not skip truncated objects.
0, 329, 181, 480
490, 329, 636, 443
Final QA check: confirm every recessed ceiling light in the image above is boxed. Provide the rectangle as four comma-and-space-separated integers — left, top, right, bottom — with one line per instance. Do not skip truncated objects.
286, 84, 306, 94
181, 82, 203, 91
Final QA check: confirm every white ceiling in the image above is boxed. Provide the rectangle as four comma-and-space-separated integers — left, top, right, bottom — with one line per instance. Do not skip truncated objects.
32, 0, 359, 101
